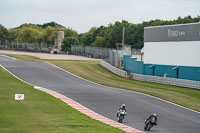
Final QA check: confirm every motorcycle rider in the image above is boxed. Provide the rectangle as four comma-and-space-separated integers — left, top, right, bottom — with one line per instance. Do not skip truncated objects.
117, 104, 127, 118
145, 113, 157, 126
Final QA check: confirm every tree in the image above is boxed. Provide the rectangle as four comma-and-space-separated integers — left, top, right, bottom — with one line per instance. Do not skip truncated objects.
44, 26, 57, 44
62, 37, 79, 51
37, 21, 59, 29
0, 24, 8, 44
79, 27, 98, 46
64, 28, 78, 38
91, 36, 106, 47
8, 28, 20, 42
17, 27, 45, 43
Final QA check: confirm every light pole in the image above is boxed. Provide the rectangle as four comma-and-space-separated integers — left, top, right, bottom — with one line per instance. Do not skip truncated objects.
122, 27, 125, 45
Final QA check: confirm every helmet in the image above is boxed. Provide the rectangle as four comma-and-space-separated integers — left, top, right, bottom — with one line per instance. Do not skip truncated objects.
153, 113, 157, 117
122, 104, 126, 108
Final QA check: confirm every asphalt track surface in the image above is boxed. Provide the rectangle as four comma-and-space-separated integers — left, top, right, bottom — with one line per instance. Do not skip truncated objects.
0, 55, 200, 133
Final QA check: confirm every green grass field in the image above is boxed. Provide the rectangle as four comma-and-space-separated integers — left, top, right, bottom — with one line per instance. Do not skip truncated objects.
2, 54, 200, 112
0, 67, 124, 133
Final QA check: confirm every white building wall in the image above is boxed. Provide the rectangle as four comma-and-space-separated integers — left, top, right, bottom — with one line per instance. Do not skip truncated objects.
143, 41, 200, 67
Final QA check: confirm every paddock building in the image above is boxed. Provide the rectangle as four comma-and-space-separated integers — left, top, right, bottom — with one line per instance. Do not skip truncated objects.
124, 22, 200, 81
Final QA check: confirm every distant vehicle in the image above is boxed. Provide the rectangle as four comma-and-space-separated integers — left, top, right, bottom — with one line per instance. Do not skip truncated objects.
52, 48, 59, 54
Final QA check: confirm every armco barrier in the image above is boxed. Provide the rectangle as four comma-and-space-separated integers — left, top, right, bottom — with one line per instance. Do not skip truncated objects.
100, 60, 127, 78
130, 73, 200, 89
101, 60, 200, 89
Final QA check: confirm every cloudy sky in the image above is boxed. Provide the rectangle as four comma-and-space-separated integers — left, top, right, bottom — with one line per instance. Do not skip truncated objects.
0, 0, 199, 33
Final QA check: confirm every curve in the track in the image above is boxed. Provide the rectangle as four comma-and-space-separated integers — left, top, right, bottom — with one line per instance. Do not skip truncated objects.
0, 55, 200, 133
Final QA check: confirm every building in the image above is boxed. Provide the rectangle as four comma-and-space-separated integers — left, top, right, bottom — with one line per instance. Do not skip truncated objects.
143, 22, 200, 67
124, 22, 200, 81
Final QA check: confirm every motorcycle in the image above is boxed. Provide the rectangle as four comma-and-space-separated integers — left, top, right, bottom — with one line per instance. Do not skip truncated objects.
117, 109, 126, 123
144, 116, 156, 131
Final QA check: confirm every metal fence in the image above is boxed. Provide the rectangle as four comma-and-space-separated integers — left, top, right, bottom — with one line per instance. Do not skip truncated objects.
130, 73, 200, 90
71, 45, 111, 59
71, 45, 142, 69
105, 49, 131, 69
131, 49, 143, 55
0, 41, 53, 53
105, 49, 142, 69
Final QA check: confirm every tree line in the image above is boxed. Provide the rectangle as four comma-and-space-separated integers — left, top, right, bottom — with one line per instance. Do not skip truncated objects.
0, 22, 58, 46
0, 15, 200, 51
77, 15, 200, 49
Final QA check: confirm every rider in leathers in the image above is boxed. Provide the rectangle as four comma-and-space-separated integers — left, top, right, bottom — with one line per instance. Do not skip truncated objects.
145, 113, 157, 125
117, 104, 127, 118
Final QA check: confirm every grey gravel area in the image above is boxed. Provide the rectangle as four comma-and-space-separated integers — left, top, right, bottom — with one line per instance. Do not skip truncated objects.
0, 50, 99, 60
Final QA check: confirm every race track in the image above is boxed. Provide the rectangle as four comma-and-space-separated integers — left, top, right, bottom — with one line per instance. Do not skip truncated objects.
0, 55, 200, 133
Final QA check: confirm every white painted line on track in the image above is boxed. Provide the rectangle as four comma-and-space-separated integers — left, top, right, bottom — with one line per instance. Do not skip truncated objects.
46, 62, 200, 114
0, 64, 144, 133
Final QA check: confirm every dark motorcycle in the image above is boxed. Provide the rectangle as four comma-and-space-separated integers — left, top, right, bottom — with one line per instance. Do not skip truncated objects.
144, 116, 156, 131
117, 109, 126, 123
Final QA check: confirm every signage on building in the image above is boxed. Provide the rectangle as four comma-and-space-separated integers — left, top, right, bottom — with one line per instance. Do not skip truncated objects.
144, 23, 200, 42
168, 29, 185, 37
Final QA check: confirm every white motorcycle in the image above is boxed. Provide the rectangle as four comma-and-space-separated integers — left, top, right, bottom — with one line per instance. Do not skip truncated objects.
117, 109, 126, 123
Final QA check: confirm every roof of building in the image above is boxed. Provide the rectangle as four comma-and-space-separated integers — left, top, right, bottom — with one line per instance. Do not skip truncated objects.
144, 22, 200, 29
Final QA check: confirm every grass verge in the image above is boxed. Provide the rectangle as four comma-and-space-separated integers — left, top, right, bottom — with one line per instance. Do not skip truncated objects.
2, 54, 200, 112
0, 67, 124, 133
